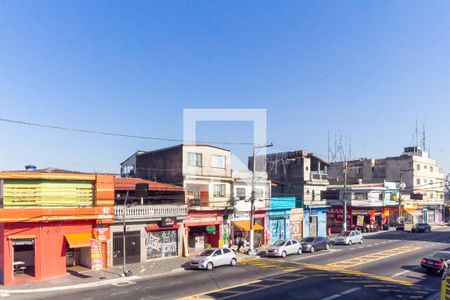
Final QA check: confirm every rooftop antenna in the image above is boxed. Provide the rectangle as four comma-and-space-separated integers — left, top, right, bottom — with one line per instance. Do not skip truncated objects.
422, 122, 426, 152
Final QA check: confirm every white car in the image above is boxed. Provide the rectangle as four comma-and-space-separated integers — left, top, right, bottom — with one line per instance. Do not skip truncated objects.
266, 239, 302, 257
190, 248, 237, 270
334, 230, 363, 245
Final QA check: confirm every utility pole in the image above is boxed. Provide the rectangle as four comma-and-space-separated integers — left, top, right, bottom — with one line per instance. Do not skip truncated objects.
248, 143, 273, 256
122, 190, 131, 277
343, 162, 348, 231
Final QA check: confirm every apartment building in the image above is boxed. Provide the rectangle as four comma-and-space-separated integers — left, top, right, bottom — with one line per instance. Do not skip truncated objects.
230, 170, 271, 245
328, 147, 445, 224
121, 144, 233, 253
253, 150, 329, 238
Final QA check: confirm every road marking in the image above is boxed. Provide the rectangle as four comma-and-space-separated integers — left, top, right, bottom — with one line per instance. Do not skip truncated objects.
391, 266, 421, 278
321, 287, 361, 300
292, 249, 343, 261
326, 246, 421, 269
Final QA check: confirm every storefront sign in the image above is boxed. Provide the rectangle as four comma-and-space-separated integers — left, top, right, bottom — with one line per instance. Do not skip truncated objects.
290, 208, 303, 241
356, 215, 364, 226
206, 225, 217, 234
90, 238, 103, 271
195, 235, 204, 250
162, 217, 177, 227
95, 225, 109, 242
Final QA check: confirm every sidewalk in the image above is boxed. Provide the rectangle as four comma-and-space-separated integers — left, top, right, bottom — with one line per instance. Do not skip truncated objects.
0, 256, 190, 293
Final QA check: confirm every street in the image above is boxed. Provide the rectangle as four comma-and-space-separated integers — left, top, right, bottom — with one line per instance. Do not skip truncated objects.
8, 228, 450, 300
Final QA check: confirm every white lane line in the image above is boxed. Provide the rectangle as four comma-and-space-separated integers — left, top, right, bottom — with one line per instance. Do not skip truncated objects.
349, 248, 355, 250
391, 266, 421, 278
321, 294, 341, 300
340, 287, 361, 295
293, 249, 343, 261
321, 287, 361, 300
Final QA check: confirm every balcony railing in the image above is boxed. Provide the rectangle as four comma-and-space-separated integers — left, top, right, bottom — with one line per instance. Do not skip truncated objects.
114, 204, 188, 221
310, 172, 328, 181
188, 198, 233, 209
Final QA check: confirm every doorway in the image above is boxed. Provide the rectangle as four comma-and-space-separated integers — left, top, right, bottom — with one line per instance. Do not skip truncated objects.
309, 216, 318, 237
12, 238, 35, 279
112, 231, 141, 266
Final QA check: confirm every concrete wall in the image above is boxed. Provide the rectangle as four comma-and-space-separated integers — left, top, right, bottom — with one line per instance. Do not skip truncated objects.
135, 146, 184, 185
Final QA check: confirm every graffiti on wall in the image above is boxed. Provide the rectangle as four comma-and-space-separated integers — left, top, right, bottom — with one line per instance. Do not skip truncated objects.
145, 230, 178, 259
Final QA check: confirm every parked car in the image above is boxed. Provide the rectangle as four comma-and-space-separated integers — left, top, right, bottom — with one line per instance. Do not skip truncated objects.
421, 251, 450, 274
266, 239, 302, 257
412, 223, 431, 233
334, 230, 363, 245
190, 248, 237, 270
300, 236, 331, 253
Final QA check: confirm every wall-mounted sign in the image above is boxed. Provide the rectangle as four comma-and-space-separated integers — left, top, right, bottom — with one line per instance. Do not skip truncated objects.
162, 217, 177, 227
206, 225, 217, 234
90, 238, 103, 271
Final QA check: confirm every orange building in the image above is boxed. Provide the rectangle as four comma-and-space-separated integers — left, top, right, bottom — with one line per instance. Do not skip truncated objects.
0, 170, 114, 285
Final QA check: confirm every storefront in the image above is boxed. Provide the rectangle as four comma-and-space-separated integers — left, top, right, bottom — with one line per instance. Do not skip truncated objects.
268, 210, 291, 243
303, 206, 327, 238
1, 220, 112, 285
184, 211, 224, 254
327, 206, 395, 233
228, 211, 267, 247
111, 216, 184, 265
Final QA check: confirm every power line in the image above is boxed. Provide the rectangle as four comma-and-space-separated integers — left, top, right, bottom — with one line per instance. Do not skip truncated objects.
0, 117, 253, 146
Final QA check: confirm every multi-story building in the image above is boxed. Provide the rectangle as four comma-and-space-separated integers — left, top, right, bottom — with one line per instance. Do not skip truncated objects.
229, 170, 271, 246
121, 144, 233, 253
112, 177, 187, 266
253, 150, 329, 238
0, 169, 114, 285
323, 182, 399, 233
328, 147, 446, 224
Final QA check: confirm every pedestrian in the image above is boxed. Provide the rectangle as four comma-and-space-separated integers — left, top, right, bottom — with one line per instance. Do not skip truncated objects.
440, 258, 449, 279
237, 236, 243, 253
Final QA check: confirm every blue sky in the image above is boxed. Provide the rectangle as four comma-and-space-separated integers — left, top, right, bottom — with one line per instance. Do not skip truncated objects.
0, 1, 449, 174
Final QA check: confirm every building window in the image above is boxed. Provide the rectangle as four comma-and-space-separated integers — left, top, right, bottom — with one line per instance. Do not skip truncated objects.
236, 188, 246, 200
416, 164, 420, 171
187, 152, 202, 167
424, 165, 427, 170
423, 178, 427, 184
213, 184, 226, 197
430, 193, 434, 198
441, 194, 444, 199
416, 178, 420, 185
255, 189, 264, 200
430, 166, 434, 172
354, 193, 368, 200
211, 155, 225, 169
356, 167, 363, 174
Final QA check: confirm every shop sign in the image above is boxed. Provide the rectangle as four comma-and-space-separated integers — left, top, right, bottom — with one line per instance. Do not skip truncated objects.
356, 215, 364, 226
90, 238, 103, 271
195, 235, 205, 250
95, 225, 109, 242
162, 217, 177, 227
206, 225, 217, 234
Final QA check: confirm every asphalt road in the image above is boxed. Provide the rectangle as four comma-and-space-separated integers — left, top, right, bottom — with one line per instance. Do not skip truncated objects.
10, 227, 450, 300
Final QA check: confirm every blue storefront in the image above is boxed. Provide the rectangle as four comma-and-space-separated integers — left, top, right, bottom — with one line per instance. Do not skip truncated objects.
268, 197, 298, 244
303, 205, 327, 238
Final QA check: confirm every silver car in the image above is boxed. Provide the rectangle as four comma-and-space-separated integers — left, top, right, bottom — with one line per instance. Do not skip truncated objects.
334, 230, 363, 245
266, 239, 302, 258
190, 248, 237, 270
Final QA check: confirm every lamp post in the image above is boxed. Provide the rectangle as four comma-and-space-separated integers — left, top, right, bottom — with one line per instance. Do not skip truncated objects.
248, 143, 273, 256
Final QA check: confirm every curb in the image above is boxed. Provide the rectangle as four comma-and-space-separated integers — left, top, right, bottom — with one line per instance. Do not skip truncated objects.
0, 267, 189, 294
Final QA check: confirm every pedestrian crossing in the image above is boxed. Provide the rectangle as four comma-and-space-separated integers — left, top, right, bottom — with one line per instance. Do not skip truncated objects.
326, 245, 421, 269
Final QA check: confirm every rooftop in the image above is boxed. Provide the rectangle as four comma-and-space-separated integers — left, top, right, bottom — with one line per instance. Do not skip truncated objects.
114, 177, 184, 192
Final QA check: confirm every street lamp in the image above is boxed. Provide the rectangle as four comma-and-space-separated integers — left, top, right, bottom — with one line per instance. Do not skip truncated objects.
248, 143, 273, 256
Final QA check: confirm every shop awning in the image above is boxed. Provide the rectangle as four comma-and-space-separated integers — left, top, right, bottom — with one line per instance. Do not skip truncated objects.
404, 210, 423, 217
64, 233, 92, 248
232, 220, 264, 232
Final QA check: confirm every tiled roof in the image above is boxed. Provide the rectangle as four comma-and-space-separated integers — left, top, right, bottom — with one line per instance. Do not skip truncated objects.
114, 177, 184, 192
